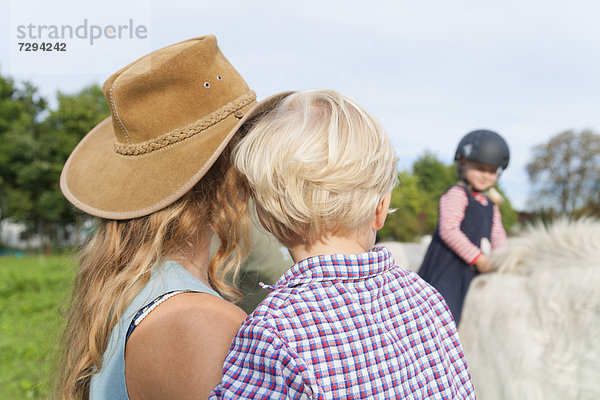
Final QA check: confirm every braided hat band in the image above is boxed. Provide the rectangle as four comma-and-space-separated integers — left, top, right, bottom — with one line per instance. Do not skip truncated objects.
114, 91, 256, 156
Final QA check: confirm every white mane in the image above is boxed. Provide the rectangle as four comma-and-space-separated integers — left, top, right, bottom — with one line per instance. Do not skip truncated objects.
492, 217, 600, 274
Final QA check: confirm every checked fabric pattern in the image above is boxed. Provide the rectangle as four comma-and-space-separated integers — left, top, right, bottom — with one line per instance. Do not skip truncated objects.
210, 247, 475, 399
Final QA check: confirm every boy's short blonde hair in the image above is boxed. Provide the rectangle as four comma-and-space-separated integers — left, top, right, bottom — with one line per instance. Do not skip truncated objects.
233, 90, 398, 247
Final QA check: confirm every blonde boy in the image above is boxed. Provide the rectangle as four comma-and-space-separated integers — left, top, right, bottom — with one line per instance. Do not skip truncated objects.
211, 91, 475, 399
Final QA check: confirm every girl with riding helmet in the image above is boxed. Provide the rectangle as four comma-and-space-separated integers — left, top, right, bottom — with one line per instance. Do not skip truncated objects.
418, 129, 510, 326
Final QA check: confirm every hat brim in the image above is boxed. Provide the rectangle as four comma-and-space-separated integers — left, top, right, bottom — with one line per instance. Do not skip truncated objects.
60, 91, 294, 219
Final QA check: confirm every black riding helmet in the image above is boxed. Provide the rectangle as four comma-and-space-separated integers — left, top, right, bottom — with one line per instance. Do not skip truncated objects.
455, 129, 510, 170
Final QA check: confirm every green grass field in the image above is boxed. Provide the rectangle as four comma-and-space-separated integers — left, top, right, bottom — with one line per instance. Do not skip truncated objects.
0, 255, 76, 400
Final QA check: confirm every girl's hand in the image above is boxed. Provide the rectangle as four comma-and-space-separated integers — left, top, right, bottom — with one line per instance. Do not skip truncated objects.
474, 254, 494, 273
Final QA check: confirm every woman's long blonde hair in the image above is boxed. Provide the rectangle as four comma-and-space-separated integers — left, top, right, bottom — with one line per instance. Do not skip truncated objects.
55, 142, 250, 400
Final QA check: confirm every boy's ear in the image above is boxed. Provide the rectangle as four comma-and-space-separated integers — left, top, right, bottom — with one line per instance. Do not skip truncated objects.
372, 191, 392, 230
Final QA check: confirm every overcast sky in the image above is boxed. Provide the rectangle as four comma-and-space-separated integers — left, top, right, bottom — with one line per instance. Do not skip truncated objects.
1, 0, 599, 211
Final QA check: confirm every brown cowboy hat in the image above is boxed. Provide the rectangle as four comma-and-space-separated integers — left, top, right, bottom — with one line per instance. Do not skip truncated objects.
60, 35, 290, 219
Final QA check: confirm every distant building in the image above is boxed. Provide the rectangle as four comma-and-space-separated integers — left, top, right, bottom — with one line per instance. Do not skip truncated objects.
0, 220, 86, 251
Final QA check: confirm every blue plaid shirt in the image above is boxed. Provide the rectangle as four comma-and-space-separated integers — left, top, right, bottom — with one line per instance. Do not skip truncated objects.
211, 247, 475, 399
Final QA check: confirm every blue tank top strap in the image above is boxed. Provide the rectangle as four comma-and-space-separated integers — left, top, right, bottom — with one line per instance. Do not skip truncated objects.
126, 289, 191, 342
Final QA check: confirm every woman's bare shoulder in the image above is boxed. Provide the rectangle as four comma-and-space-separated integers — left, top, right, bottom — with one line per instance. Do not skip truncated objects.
160, 291, 246, 326
125, 292, 247, 400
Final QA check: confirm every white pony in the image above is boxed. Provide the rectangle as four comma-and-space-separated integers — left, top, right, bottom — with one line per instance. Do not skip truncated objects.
459, 218, 600, 400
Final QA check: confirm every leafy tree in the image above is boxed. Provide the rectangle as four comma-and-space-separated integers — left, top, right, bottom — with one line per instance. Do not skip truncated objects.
36, 85, 110, 248
379, 171, 423, 241
412, 152, 456, 233
45, 85, 109, 151
527, 130, 600, 216
0, 76, 47, 240
381, 152, 456, 242
0, 79, 109, 251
